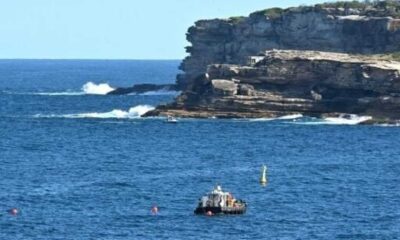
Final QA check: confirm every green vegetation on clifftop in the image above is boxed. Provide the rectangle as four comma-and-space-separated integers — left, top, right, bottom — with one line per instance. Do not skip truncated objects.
249, 0, 400, 19
251, 7, 284, 19
228, 16, 246, 24
316, 1, 371, 9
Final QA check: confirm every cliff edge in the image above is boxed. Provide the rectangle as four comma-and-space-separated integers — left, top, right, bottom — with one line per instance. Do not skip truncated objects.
147, 1, 400, 122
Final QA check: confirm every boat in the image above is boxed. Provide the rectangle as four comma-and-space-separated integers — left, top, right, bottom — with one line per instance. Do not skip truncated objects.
166, 115, 178, 123
194, 185, 247, 215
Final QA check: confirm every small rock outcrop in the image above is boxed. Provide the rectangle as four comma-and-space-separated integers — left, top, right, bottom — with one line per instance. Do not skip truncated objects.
107, 83, 178, 95
211, 79, 237, 96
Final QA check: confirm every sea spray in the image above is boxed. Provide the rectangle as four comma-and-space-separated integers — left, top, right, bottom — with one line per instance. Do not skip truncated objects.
82, 82, 115, 95
127, 105, 155, 117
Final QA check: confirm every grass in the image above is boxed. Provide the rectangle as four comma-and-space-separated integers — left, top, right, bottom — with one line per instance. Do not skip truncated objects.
251, 7, 284, 19
228, 16, 246, 24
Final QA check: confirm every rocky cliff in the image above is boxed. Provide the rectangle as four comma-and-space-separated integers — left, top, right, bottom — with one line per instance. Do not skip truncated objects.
177, 2, 400, 89
146, 1, 400, 122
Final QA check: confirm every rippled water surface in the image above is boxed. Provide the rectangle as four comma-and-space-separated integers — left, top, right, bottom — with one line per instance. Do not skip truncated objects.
0, 60, 399, 239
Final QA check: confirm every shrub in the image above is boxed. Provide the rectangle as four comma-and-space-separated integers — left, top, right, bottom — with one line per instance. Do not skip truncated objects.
229, 16, 246, 24
315, 1, 370, 9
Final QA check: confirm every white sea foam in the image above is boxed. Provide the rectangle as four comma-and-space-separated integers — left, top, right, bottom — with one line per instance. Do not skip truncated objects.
129, 89, 181, 96
82, 82, 115, 95
248, 118, 274, 122
291, 114, 372, 125
324, 115, 372, 125
249, 114, 303, 122
33, 92, 85, 96
277, 114, 303, 120
140, 90, 180, 96
375, 123, 400, 127
34, 105, 154, 119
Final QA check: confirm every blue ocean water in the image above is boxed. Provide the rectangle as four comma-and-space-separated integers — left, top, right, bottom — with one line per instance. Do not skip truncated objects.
0, 60, 399, 240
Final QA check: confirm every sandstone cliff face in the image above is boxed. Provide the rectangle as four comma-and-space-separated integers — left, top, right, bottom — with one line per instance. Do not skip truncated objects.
145, 2, 400, 122
148, 50, 400, 120
178, 5, 400, 88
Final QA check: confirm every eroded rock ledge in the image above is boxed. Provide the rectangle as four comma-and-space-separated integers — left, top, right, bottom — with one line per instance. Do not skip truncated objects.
145, 50, 400, 122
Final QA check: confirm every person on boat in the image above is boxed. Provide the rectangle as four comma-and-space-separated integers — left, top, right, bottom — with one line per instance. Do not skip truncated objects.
227, 193, 234, 207
201, 196, 208, 207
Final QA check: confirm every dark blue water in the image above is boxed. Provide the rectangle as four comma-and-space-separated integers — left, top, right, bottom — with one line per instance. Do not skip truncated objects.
0, 60, 399, 239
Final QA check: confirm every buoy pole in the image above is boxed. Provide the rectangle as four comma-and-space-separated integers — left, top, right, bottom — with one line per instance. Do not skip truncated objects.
260, 165, 268, 186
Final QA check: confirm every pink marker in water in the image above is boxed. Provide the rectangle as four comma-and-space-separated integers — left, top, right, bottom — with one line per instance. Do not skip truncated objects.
8, 208, 18, 216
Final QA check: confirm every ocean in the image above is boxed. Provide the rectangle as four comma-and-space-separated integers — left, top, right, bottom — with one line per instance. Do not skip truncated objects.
0, 60, 399, 239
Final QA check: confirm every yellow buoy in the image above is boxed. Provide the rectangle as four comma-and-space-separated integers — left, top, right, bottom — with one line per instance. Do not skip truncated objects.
260, 165, 268, 186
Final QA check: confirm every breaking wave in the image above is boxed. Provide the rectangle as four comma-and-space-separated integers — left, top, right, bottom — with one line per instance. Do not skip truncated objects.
249, 114, 303, 122
278, 114, 304, 120
81, 82, 115, 95
34, 105, 154, 119
324, 115, 372, 125
291, 114, 372, 125
246, 114, 372, 125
